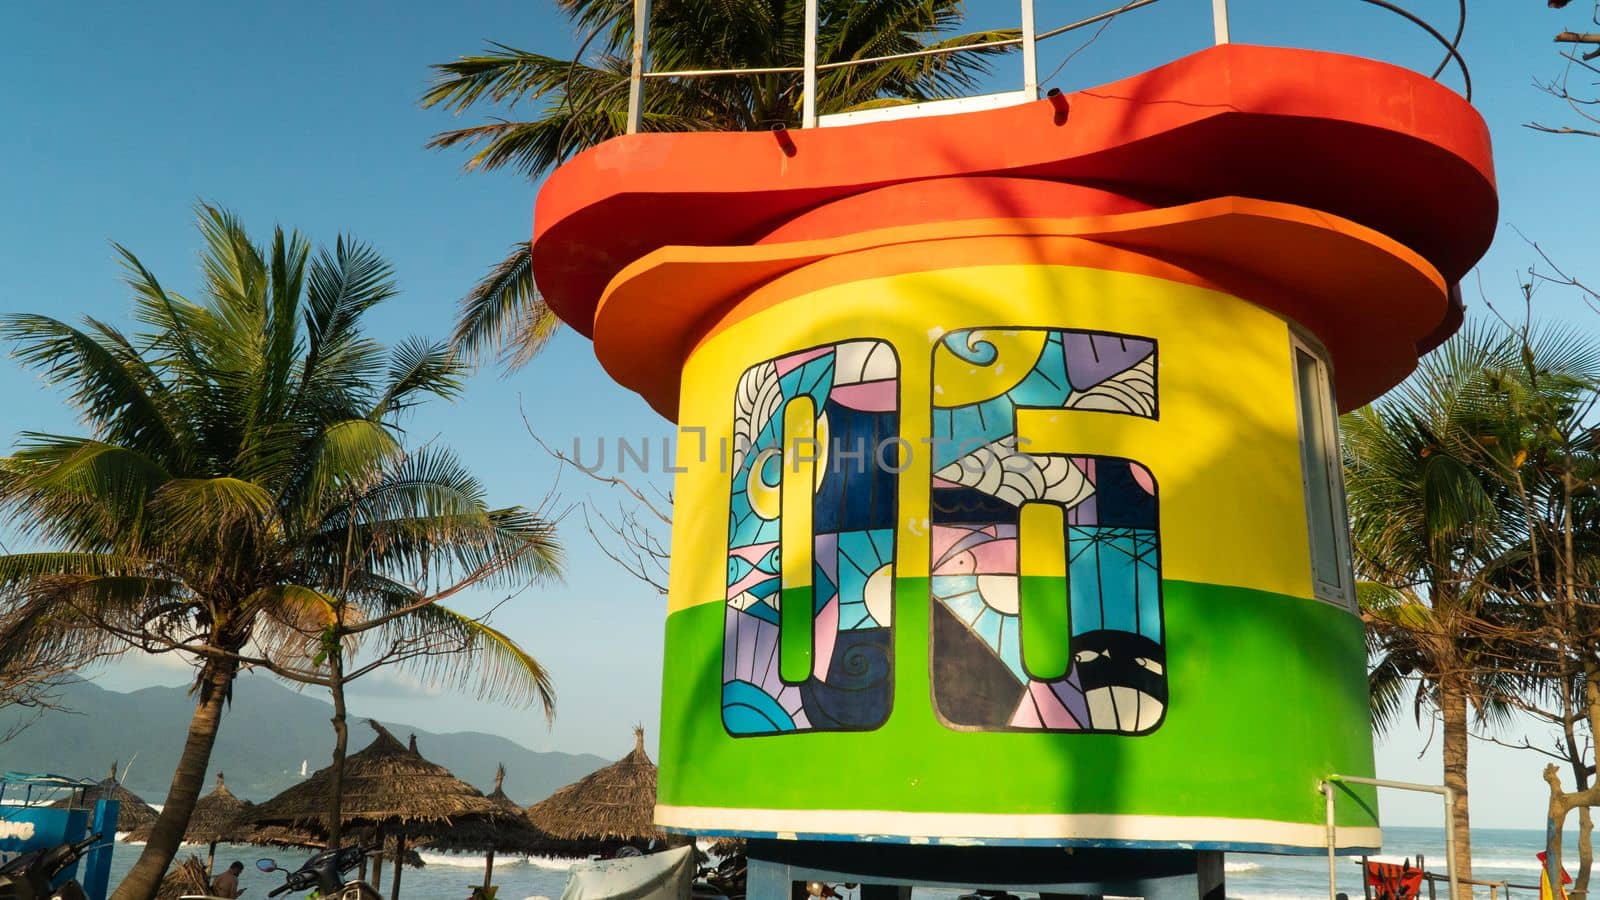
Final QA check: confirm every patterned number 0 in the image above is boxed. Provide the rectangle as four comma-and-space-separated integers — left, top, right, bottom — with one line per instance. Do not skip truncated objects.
722, 341, 899, 735
929, 329, 1166, 734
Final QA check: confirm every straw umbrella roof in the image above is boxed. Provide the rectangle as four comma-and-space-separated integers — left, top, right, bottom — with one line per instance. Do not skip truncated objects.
49, 762, 159, 831
245, 721, 502, 835
243, 823, 426, 868
156, 855, 210, 900
486, 764, 520, 814
423, 764, 560, 856
526, 727, 663, 842
123, 772, 251, 844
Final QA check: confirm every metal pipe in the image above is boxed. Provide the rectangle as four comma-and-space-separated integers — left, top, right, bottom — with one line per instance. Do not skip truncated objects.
816, 36, 1023, 71
1432, 0, 1466, 79
1325, 781, 1339, 900
813, 0, 1160, 73
1329, 774, 1448, 795
626, 0, 650, 134
632, 0, 1468, 109
802, 0, 818, 127
643, 66, 802, 78
1331, 774, 1463, 899
1443, 786, 1461, 900
1351, 0, 1471, 100
649, 0, 1157, 81
1021, 0, 1038, 99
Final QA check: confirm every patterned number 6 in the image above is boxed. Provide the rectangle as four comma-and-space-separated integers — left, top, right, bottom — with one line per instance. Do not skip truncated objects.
929, 329, 1165, 734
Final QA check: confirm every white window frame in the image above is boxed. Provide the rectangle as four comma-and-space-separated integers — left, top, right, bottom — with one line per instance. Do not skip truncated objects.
1289, 332, 1356, 612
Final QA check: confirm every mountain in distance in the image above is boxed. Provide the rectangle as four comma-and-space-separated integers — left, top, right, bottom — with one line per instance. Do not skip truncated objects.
0, 675, 610, 806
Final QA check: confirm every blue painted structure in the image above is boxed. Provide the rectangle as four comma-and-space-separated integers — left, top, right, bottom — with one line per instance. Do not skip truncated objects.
0, 772, 120, 900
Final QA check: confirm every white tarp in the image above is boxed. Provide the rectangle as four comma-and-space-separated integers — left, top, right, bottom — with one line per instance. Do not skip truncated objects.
559, 846, 693, 900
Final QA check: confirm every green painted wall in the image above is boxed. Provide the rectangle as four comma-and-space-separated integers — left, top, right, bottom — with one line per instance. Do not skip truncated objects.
659, 578, 1378, 828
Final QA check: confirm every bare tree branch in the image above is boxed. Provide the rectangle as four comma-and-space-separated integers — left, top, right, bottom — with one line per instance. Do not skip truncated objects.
522, 400, 673, 595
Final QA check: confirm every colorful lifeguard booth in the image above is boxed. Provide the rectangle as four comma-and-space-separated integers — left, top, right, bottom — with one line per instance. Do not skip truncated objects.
531, 4, 1497, 896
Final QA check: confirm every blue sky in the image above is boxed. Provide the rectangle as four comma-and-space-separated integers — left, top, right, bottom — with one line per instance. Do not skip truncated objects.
2, 0, 1598, 828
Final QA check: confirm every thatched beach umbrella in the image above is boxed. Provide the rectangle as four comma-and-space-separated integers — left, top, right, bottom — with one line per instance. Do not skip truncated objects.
423, 764, 554, 893
245, 823, 427, 869
49, 761, 159, 831
526, 727, 664, 848
245, 721, 504, 900
155, 855, 210, 900
124, 772, 252, 874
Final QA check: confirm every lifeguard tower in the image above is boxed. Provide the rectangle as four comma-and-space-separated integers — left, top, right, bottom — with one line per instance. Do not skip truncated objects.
530, 2, 1497, 897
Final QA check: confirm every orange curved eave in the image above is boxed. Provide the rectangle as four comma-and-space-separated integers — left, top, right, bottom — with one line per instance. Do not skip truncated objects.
593, 197, 1447, 421
531, 42, 1496, 372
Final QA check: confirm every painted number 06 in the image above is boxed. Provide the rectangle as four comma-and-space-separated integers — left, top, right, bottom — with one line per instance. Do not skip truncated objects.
721, 330, 1166, 737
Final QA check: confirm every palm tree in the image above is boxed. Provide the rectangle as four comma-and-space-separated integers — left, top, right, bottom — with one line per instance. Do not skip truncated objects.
423, 0, 1015, 367
1345, 325, 1521, 898
0, 206, 562, 899
1347, 322, 1600, 900
1466, 321, 1600, 897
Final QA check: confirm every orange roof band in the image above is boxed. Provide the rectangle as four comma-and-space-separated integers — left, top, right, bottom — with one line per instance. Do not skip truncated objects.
531, 43, 1497, 420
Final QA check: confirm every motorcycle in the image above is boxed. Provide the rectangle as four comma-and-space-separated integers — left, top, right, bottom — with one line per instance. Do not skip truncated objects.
0, 832, 102, 900
254, 847, 380, 899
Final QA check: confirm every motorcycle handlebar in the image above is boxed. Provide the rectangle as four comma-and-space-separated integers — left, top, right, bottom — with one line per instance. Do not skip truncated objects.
36, 832, 104, 874
68, 832, 103, 858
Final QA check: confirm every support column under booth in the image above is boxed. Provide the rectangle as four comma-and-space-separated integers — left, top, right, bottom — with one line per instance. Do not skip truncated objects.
744, 840, 1225, 900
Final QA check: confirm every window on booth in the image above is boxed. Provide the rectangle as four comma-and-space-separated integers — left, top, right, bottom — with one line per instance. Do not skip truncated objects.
1291, 335, 1355, 611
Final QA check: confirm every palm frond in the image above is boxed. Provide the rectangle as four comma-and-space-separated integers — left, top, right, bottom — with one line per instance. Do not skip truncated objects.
421, 43, 583, 114
1367, 653, 1415, 737
448, 243, 562, 372
0, 552, 160, 584
278, 418, 404, 525
387, 600, 555, 718
373, 337, 465, 417
0, 315, 183, 463
0, 436, 171, 550
149, 477, 276, 544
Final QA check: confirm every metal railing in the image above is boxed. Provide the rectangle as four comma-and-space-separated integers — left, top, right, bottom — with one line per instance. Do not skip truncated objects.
1323, 775, 1461, 900
621, 0, 1471, 134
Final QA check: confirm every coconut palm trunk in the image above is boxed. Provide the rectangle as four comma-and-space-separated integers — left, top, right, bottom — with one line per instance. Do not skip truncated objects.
1439, 669, 1472, 900
326, 651, 349, 849
111, 656, 237, 900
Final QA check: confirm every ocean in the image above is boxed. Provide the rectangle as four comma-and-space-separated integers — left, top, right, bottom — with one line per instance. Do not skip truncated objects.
106, 827, 1562, 900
